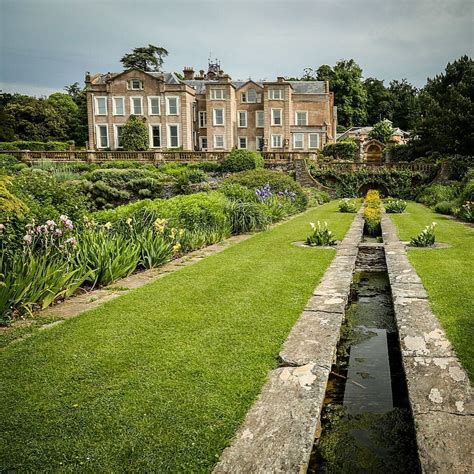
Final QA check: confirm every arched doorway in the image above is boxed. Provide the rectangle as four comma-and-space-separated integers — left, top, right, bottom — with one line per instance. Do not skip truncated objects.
358, 182, 389, 197
364, 140, 383, 165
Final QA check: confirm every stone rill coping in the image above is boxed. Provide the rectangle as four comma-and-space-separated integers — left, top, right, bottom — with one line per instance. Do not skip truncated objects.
382, 214, 473, 473
214, 210, 365, 473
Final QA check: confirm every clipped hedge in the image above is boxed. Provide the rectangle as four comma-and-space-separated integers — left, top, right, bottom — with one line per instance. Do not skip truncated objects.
0, 141, 73, 151
221, 149, 264, 173
322, 140, 358, 160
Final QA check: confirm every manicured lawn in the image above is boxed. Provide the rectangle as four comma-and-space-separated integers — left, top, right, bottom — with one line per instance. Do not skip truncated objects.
0, 202, 355, 472
390, 202, 474, 382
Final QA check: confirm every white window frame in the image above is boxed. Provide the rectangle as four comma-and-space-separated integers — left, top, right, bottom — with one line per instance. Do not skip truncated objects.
271, 134, 282, 148
293, 133, 304, 149
112, 96, 124, 116
255, 111, 264, 128
150, 124, 162, 148
256, 136, 264, 151
269, 89, 283, 100
129, 79, 144, 90
199, 136, 208, 150
94, 96, 107, 116
213, 108, 224, 126
166, 96, 180, 116
295, 111, 308, 126
210, 89, 225, 100
130, 96, 143, 115
237, 111, 247, 128
96, 124, 109, 148
238, 136, 248, 149
214, 134, 225, 149
199, 111, 207, 128
308, 133, 320, 149
271, 108, 282, 126
148, 96, 161, 115
167, 124, 180, 148
114, 124, 124, 149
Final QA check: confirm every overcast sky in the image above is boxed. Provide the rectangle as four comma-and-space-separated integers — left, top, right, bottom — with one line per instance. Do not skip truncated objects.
1, 0, 473, 96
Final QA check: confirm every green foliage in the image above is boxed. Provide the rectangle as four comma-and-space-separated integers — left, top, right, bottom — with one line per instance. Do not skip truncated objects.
385, 143, 415, 162
219, 182, 256, 203
338, 198, 358, 213
385, 198, 407, 213
122, 115, 149, 151
368, 119, 394, 143
322, 140, 358, 160
0, 154, 25, 173
363, 78, 393, 125
120, 44, 169, 71
224, 169, 308, 211
456, 201, 474, 222
225, 201, 269, 234
461, 178, 474, 202
410, 222, 436, 247
303, 188, 331, 207
0, 140, 73, 151
316, 59, 367, 127
433, 200, 456, 215
415, 55, 473, 156
221, 149, 264, 172
188, 161, 222, 173
306, 220, 336, 246
416, 184, 460, 207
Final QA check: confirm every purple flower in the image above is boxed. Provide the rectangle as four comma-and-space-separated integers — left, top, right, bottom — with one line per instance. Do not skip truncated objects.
255, 183, 272, 202
65, 237, 77, 247
46, 220, 56, 228
55, 228, 63, 236
64, 219, 74, 230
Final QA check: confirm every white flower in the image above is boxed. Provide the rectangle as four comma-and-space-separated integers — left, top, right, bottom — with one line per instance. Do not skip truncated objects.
310, 222, 316, 230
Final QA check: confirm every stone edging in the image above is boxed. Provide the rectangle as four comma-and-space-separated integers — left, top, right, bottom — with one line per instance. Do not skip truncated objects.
214, 210, 364, 473
381, 213, 473, 473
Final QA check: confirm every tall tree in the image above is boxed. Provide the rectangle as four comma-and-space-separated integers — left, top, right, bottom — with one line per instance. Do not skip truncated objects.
388, 79, 419, 131
415, 55, 474, 156
64, 82, 88, 146
316, 59, 367, 127
368, 119, 394, 143
120, 44, 169, 72
364, 78, 392, 125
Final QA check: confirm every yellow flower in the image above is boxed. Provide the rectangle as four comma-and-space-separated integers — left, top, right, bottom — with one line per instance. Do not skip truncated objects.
104, 222, 112, 230
126, 218, 132, 226
170, 227, 177, 238
179, 228, 185, 237
172, 242, 181, 253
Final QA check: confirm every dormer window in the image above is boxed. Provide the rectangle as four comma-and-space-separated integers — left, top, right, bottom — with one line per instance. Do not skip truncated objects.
241, 88, 260, 103
129, 79, 144, 90
211, 89, 225, 100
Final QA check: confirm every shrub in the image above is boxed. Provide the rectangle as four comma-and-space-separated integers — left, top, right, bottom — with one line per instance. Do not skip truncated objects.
433, 200, 456, 215
225, 169, 308, 211
410, 222, 436, 247
416, 184, 460, 207
385, 143, 415, 163
99, 160, 143, 169
304, 188, 331, 207
461, 179, 474, 202
221, 149, 264, 173
225, 201, 269, 234
322, 140, 358, 160
368, 119, 394, 143
338, 198, 357, 213
189, 161, 222, 173
363, 190, 382, 236
306, 221, 336, 246
0, 154, 26, 173
385, 199, 407, 213
121, 116, 149, 151
175, 168, 207, 190
87, 168, 161, 187
0, 141, 73, 151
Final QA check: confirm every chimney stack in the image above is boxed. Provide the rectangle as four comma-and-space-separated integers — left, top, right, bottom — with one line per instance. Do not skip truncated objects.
183, 67, 195, 80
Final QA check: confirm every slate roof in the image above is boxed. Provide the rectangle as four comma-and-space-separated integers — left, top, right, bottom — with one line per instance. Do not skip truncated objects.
338, 126, 409, 141
92, 71, 181, 85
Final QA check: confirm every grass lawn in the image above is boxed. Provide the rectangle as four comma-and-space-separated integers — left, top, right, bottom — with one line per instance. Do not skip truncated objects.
389, 202, 474, 382
0, 201, 355, 472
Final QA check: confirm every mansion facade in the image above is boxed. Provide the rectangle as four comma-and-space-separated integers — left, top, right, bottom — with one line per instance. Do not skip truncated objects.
85, 64, 337, 152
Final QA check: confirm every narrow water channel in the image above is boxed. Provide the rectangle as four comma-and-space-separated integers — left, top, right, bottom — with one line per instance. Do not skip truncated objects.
310, 253, 420, 472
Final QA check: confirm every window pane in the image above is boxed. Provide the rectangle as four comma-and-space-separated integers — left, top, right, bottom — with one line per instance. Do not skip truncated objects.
116, 126, 123, 147
256, 111, 264, 128
132, 98, 142, 114
169, 126, 178, 147
98, 126, 108, 147
168, 98, 178, 115
214, 109, 224, 125
151, 126, 161, 147
96, 98, 106, 115
272, 109, 281, 125
309, 134, 319, 148
150, 98, 160, 114
215, 135, 224, 148
239, 137, 247, 149
199, 111, 207, 127
114, 98, 123, 115
247, 89, 257, 102
238, 112, 246, 127
294, 133, 304, 148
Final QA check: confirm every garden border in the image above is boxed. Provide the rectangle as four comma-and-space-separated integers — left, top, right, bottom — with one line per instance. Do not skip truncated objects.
382, 213, 473, 473
214, 210, 364, 472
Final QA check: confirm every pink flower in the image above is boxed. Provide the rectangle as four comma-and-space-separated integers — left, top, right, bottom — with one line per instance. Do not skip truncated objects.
65, 237, 77, 247
64, 219, 74, 230
55, 229, 63, 236
46, 220, 56, 228
0, 223, 4, 233
60, 215, 68, 222
23, 234, 32, 244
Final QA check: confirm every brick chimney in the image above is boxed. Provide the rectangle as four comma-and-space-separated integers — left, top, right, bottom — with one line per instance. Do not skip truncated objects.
183, 67, 195, 80
277, 76, 285, 83
324, 80, 329, 93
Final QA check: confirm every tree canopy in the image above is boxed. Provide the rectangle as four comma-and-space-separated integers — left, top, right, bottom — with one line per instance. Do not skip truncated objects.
122, 115, 149, 151
120, 44, 169, 72
369, 119, 395, 143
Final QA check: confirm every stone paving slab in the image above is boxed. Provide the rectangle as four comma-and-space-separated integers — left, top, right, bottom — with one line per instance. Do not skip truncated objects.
279, 311, 343, 367
214, 364, 330, 474
382, 213, 473, 473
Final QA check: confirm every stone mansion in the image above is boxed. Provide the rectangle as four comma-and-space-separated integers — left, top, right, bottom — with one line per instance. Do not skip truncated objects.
85, 63, 337, 152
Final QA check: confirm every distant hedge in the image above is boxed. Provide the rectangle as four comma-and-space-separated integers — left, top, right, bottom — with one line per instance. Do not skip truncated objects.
0, 141, 74, 151
322, 140, 358, 160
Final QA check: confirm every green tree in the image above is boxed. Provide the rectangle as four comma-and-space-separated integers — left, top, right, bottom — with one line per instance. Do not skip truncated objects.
316, 59, 367, 127
364, 78, 393, 125
122, 115, 149, 151
415, 55, 474, 156
65, 82, 88, 146
121, 44, 169, 72
388, 79, 419, 131
369, 119, 394, 143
